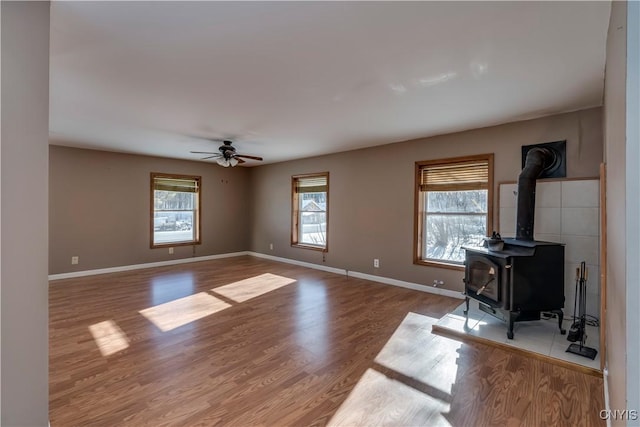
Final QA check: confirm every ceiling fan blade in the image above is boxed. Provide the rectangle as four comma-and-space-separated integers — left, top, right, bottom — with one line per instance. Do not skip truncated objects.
190, 151, 218, 155
202, 154, 222, 160
235, 154, 263, 161
235, 157, 246, 164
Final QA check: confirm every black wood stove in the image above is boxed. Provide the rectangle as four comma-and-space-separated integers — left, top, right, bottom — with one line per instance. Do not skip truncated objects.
463, 146, 566, 340
463, 239, 565, 339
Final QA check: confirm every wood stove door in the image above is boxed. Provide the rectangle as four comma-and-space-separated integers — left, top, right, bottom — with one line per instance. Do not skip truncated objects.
465, 256, 502, 307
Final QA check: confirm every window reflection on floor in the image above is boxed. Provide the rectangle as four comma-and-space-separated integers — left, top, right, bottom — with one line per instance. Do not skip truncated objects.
293, 281, 328, 358
150, 272, 195, 305
139, 292, 231, 332
88, 320, 129, 357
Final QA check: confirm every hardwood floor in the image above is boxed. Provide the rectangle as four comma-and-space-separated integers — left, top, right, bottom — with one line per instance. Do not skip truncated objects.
50, 256, 605, 426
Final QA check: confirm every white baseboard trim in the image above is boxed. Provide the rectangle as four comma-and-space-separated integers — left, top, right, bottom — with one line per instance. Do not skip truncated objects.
346, 271, 465, 299
48, 251, 250, 281
603, 366, 611, 427
50, 250, 464, 301
246, 251, 347, 275
246, 251, 464, 299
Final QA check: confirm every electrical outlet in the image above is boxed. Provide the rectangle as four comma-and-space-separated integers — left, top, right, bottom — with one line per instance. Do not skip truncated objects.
373, 259, 380, 268
71, 256, 79, 265
169, 247, 174, 254
269, 243, 273, 250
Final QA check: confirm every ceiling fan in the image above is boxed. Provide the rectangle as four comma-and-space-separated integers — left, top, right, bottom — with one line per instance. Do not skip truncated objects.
190, 140, 263, 167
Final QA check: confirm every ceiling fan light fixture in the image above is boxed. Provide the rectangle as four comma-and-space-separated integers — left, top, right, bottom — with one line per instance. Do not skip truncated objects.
192, 140, 261, 166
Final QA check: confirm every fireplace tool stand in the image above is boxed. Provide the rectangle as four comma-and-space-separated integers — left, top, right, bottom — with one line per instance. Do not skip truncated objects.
566, 261, 598, 360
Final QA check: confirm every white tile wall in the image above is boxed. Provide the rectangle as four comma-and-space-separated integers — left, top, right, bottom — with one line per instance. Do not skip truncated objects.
534, 208, 562, 234
498, 179, 601, 321
499, 207, 516, 238
562, 180, 599, 207
537, 181, 562, 208
586, 291, 600, 319
563, 235, 599, 265
535, 233, 562, 242
562, 207, 599, 236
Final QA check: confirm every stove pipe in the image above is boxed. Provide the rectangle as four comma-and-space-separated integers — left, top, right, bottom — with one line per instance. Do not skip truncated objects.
516, 147, 555, 240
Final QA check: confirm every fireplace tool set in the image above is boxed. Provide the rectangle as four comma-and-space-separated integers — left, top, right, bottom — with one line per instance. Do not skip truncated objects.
566, 261, 598, 360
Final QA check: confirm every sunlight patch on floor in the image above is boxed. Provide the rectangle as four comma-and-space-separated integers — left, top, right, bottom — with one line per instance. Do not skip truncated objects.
327, 368, 452, 427
88, 320, 129, 357
139, 292, 231, 332
374, 312, 461, 395
212, 273, 296, 303
329, 312, 459, 426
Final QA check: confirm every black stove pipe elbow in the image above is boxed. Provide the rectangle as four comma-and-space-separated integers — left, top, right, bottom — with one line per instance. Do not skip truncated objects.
516, 147, 555, 240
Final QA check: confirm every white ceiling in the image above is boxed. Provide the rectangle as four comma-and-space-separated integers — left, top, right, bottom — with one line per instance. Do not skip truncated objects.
49, 1, 611, 166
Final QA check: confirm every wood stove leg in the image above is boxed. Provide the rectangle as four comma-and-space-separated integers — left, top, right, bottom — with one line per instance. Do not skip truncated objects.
463, 296, 469, 315
551, 309, 566, 335
507, 312, 518, 340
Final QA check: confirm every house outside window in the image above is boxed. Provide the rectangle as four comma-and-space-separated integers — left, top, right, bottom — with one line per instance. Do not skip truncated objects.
292, 173, 329, 250
151, 173, 201, 248
414, 154, 493, 268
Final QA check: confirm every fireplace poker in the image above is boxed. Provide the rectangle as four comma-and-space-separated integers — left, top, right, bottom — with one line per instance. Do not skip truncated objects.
566, 261, 597, 359
567, 267, 582, 342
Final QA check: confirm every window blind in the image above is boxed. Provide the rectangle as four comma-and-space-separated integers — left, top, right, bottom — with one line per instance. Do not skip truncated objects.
154, 177, 199, 193
419, 160, 489, 192
294, 175, 327, 193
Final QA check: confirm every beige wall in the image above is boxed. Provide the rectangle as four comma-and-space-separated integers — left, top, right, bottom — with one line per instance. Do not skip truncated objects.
250, 107, 603, 292
49, 146, 251, 274
1, 2, 50, 425
603, 1, 627, 420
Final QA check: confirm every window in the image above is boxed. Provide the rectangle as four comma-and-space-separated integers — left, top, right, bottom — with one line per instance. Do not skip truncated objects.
151, 173, 201, 248
292, 173, 329, 250
415, 154, 493, 268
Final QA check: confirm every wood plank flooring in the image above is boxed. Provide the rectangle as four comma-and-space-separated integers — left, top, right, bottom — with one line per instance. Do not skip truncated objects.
50, 256, 605, 426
